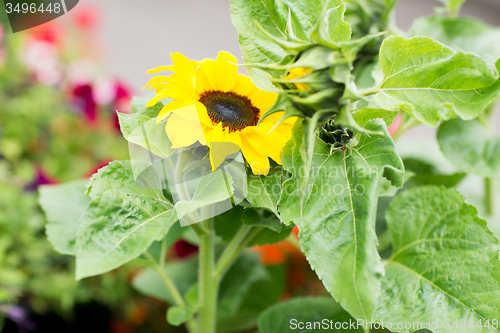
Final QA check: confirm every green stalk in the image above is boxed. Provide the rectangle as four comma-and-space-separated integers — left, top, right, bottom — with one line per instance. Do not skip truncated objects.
214, 227, 264, 280
198, 219, 218, 333
485, 177, 494, 216
144, 251, 197, 333
214, 224, 252, 278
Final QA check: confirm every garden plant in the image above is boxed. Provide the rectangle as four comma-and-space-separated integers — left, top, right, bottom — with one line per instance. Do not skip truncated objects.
39, 0, 500, 332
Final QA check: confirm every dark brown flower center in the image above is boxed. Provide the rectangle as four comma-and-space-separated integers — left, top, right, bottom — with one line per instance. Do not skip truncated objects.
199, 90, 259, 132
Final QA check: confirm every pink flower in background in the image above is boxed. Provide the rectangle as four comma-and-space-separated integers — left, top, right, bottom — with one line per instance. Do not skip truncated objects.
22, 40, 63, 85
388, 112, 403, 137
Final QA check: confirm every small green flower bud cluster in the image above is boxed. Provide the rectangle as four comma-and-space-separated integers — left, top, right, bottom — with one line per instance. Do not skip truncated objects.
319, 119, 354, 148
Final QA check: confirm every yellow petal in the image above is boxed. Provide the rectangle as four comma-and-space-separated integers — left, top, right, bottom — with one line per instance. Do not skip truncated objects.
166, 113, 203, 148
249, 88, 278, 112
143, 76, 171, 89
147, 89, 170, 107
195, 69, 213, 95
156, 100, 190, 123
199, 59, 219, 91
245, 122, 284, 164
233, 75, 258, 97
215, 51, 238, 92
173, 101, 213, 127
204, 123, 243, 171
146, 65, 175, 74
240, 138, 270, 175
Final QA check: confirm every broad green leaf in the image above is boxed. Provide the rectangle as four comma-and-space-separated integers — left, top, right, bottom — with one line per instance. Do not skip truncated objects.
218, 265, 286, 333
213, 206, 245, 242
218, 251, 269, 316
437, 119, 500, 180
174, 168, 234, 220
279, 118, 404, 322
375, 36, 500, 127
246, 165, 284, 218
242, 209, 284, 233
410, 16, 500, 70
118, 101, 173, 159
258, 297, 363, 333
352, 107, 398, 127
167, 306, 196, 326
230, 0, 351, 89
76, 161, 177, 279
374, 186, 500, 333
39, 179, 90, 255
249, 225, 293, 247
403, 157, 466, 188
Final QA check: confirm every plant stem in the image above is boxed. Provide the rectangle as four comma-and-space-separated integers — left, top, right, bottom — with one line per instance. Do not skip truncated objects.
153, 265, 187, 310
198, 219, 218, 333
214, 227, 264, 280
214, 224, 252, 278
485, 177, 494, 216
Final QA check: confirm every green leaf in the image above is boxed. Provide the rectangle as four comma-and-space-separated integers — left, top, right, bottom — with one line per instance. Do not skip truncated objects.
352, 107, 398, 128
437, 118, 500, 180
230, 0, 351, 89
246, 165, 284, 219
218, 251, 269, 317
75, 161, 177, 279
166, 306, 196, 326
218, 265, 286, 333
174, 168, 234, 221
258, 297, 363, 333
249, 225, 293, 247
279, 118, 404, 322
39, 180, 90, 255
242, 209, 284, 233
213, 206, 246, 242
374, 186, 500, 332
374, 36, 500, 127
118, 101, 173, 159
409, 15, 500, 70
403, 157, 466, 188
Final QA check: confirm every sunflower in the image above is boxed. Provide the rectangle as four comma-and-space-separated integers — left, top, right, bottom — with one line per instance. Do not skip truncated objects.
143, 51, 296, 175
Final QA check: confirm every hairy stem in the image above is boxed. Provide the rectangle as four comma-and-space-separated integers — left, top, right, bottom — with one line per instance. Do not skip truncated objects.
144, 250, 197, 333
198, 219, 218, 333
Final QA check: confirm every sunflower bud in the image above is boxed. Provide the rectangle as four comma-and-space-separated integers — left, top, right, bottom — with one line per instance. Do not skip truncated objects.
319, 119, 354, 148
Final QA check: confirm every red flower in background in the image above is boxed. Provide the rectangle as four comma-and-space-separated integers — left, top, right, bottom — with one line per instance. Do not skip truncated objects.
72, 3, 100, 29
27, 21, 62, 47
25, 167, 59, 191
72, 83, 97, 123
70, 79, 131, 127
